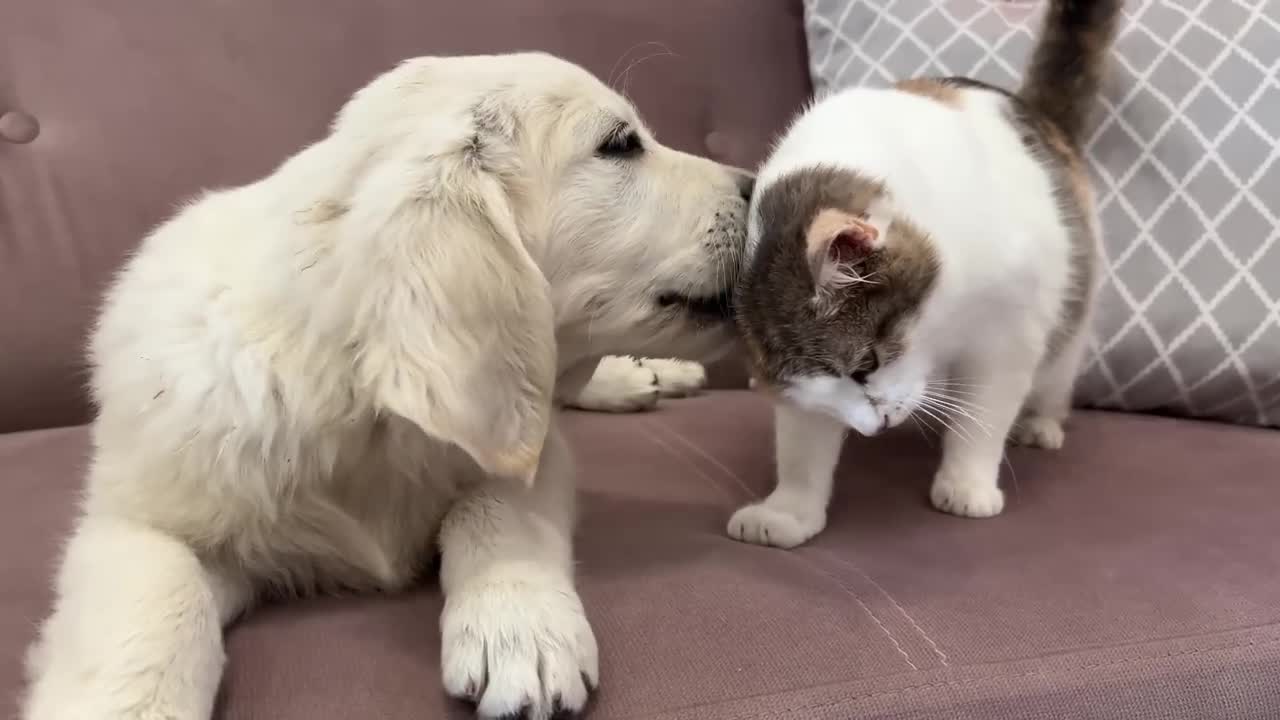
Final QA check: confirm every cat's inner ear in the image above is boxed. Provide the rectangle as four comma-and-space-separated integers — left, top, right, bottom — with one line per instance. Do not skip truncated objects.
805, 208, 880, 288
829, 223, 877, 262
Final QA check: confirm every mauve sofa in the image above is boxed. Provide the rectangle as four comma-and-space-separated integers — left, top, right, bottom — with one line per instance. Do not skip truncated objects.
2, 2, 1279, 719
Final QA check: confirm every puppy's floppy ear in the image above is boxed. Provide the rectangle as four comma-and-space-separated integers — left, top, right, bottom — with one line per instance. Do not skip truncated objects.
344, 154, 555, 485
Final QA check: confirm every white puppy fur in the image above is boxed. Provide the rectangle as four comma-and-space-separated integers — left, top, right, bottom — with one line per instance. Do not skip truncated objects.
23, 52, 748, 720
565, 356, 708, 412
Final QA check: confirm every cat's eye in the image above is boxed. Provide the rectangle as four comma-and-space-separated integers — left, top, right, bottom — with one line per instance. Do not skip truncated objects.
850, 350, 881, 384
597, 126, 643, 158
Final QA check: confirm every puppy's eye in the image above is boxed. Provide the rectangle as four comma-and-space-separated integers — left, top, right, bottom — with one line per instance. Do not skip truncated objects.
597, 129, 643, 158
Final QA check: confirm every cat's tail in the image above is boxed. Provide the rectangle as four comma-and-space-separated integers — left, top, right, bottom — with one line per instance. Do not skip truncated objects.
1018, 0, 1124, 144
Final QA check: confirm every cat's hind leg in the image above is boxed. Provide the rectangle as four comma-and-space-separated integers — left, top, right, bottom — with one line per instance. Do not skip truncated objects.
1012, 328, 1089, 450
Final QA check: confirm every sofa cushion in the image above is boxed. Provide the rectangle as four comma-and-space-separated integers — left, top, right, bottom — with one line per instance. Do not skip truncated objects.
4, 392, 1279, 719
0, 0, 809, 432
804, 0, 1280, 428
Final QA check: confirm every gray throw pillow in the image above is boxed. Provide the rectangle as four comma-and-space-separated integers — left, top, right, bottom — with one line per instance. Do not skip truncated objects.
804, 0, 1279, 427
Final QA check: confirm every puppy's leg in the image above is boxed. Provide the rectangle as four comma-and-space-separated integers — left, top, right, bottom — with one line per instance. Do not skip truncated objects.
637, 358, 707, 398
930, 355, 1036, 519
563, 355, 659, 412
24, 515, 250, 720
728, 402, 846, 548
439, 423, 598, 720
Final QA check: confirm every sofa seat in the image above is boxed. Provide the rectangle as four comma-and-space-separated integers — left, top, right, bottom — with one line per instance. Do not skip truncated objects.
3, 391, 1278, 719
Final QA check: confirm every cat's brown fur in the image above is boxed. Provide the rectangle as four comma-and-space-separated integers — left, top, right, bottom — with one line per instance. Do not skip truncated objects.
736, 166, 939, 389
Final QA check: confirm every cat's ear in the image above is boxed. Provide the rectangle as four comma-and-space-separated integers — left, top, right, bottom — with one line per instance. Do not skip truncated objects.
805, 207, 886, 289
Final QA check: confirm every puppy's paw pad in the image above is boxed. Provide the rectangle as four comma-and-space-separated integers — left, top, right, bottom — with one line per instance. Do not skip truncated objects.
638, 358, 707, 398
1012, 416, 1065, 450
442, 577, 598, 720
727, 502, 824, 548
930, 477, 1005, 518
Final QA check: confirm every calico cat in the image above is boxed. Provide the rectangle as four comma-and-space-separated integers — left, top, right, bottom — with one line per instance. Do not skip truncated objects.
731, 0, 1122, 548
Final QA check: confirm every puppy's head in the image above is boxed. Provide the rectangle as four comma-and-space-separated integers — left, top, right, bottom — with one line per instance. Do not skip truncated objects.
323, 54, 749, 480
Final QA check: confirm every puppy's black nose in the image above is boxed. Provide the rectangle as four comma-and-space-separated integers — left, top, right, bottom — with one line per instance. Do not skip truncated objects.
733, 171, 755, 201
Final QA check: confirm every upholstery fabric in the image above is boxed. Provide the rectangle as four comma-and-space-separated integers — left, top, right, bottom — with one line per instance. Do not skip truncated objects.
4, 393, 1280, 719
803, 0, 1280, 427
0, 0, 809, 432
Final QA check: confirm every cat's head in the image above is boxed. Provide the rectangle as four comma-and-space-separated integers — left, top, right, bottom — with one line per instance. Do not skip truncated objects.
736, 166, 940, 436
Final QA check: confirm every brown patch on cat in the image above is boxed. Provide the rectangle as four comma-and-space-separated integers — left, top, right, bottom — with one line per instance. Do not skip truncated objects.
735, 166, 940, 386
895, 78, 963, 106
1019, 0, 1122, 142
1014, 110, 1098, 356
1039, 121, 1095, 215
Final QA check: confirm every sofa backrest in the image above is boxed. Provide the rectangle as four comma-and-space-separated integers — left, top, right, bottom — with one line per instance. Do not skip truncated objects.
0, 0, 811, 432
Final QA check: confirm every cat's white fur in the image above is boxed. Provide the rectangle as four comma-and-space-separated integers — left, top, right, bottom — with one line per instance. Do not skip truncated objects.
23, 53, 747, 720
731, 86, 1097, 548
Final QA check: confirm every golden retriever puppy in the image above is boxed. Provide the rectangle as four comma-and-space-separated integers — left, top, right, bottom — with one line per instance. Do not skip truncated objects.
23, 52, 750, 720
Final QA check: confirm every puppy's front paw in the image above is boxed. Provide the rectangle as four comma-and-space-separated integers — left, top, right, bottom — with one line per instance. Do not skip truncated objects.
572, 355, 659, 413
1011, 416, 1065, 450
930, 470, 1005, 518
442, 574, 598, 719
727, 501, 825, 548
638, 358, 707, 398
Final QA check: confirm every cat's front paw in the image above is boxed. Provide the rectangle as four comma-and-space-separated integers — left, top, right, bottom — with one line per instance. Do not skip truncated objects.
1011, 416, 1064, 449
930, 471, 1005, 518
442, 573, 598, 719
728, 501, 825, 548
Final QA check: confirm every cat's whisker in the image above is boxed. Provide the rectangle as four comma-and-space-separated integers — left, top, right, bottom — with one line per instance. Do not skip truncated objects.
915, 403, 973, 445
1002, 452, 1021, 497
924, 387, 984, 404
926, 380, 982, 391
918, 395, 994, 439
925, 388, 981, 404
921, 388, 989, 414
926, 383, 983, 395
927, 380, 987, 391
908, 414, 936, 448
920, 393, 988, 421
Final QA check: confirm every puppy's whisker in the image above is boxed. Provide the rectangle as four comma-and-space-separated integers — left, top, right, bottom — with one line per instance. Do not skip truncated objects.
607, 41, 667, 87
617, 46, 677, 98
